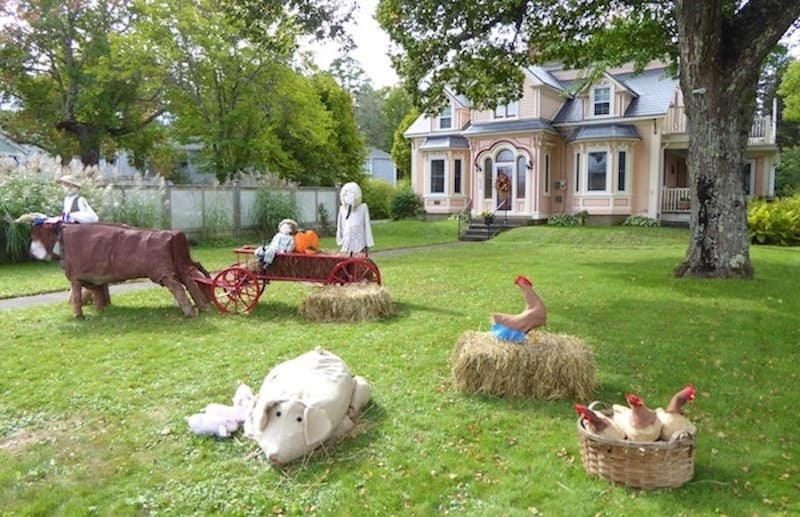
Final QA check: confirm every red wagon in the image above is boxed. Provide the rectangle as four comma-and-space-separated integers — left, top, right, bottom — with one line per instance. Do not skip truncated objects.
196, 245, 381, 314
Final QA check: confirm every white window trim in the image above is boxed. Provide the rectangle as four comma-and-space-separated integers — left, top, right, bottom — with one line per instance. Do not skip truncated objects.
494, 101, 518, 119
591, 83, 613, 118
585, 147, 610, 194
437, 104, 453, 130
427, 155, 448, 196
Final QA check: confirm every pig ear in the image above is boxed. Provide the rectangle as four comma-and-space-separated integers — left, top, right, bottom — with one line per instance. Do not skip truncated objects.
303, 405, 332, 445
253, 399, 279, 433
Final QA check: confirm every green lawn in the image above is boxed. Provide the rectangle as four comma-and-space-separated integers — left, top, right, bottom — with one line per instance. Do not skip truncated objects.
1, 224, 798, 515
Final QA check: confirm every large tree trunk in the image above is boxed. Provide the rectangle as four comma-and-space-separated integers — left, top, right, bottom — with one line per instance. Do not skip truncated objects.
56, 120, 102, 166
673, 0, 800, 278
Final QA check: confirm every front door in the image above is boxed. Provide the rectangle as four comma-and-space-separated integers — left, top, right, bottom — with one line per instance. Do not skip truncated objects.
495, 166, 513, 211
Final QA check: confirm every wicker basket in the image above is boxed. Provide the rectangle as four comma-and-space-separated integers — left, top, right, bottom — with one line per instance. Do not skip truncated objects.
577, 402, 695, 489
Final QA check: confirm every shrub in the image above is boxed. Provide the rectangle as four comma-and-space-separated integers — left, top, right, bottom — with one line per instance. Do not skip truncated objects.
100, 184, 164, 229
360, 178, 395, 220
622, 215, 660, 227
390, 186, 422, 220
251, 188, 299, 242
748, 195, 800, 246
547, 211, 588, 227
0, 157, 98, 263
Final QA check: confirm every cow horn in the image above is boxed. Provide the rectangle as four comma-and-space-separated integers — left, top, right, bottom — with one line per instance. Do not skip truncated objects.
14, 212, 48, 223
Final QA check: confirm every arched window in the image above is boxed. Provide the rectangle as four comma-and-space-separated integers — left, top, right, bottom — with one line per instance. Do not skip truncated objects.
516, 156, 526, 199
497, 149, 514, 162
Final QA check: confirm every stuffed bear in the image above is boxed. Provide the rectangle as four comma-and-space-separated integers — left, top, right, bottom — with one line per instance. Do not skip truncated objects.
186, 383, 254, 439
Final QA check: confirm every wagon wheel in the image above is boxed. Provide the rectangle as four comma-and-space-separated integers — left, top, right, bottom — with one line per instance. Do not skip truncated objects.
326, 258, 381, 286
211, 266, 262, 314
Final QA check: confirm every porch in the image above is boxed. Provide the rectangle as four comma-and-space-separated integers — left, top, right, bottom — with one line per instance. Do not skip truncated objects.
661, 187, 691, 213
663, 106, 776, 145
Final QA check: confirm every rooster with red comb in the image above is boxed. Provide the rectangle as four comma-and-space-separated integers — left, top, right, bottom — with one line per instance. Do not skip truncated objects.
656, 384, 697, 440
490, 275, 547, 342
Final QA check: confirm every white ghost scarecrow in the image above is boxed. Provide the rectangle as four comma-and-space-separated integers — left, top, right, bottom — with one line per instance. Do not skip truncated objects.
336, 182, 374, 256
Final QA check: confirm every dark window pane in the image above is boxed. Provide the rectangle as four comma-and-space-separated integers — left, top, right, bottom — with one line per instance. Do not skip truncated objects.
484, 158, 493, 199
431, 159, 445, 193
588, 151, 606, 191
517, 156, 526, 198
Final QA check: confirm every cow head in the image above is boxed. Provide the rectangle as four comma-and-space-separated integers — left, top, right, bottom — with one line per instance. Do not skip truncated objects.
29, 221, 63, 261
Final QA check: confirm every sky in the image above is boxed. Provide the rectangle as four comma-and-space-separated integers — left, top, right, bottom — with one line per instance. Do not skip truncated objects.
304, 0, 400, 89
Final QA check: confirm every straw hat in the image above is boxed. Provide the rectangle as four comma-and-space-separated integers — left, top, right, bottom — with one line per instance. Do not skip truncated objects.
56, 175, 81, 189
278, 218, 298, 232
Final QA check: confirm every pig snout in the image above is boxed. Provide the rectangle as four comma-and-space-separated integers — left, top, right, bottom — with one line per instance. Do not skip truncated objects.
267, 453, 283, 466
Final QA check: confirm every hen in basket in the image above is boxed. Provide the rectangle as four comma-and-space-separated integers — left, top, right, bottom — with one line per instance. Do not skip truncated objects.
575, 403, 626, 440
656, 384, 697, 441
612, 393, 662, 442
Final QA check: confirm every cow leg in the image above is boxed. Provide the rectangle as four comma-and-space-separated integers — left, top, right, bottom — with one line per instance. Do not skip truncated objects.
93, 284, 111, 311
180, 272, 210, 312
162, 277, 196, 317
70, 280, 85, 319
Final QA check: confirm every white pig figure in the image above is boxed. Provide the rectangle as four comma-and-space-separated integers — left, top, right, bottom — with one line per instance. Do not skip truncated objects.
244, 348, 372, 466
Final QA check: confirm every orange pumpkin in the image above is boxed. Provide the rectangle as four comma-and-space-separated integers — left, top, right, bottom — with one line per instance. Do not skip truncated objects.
294, 230, 320, 254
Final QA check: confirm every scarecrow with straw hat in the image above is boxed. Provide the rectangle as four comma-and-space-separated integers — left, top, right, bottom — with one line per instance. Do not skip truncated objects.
56, 175, 98, 224
255, 218, 298, 269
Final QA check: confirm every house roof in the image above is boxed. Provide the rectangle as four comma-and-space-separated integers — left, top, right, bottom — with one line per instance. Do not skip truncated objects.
553, 67, 676, 123
367, 148, 392, 159
419, 135, 470, 150
525, 66, 565, 92
463, 118, 556, 136
567, 124, 641, 142
0, 130, 26, 156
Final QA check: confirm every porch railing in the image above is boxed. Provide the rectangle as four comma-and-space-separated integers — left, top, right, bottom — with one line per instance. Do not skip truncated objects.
663, 106, 776, 144
662, 187, 691, 212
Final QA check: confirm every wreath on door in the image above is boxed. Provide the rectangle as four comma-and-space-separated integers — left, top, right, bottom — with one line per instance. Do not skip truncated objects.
495, 174, 511, 193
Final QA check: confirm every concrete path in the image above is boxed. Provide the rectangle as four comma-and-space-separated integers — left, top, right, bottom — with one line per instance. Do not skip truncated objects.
0, 241, 475, 311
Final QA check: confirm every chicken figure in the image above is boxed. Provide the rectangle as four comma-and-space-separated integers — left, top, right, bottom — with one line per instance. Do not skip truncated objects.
612, 393, 662, 442
490, 275, 547, 343
575, 403, 626, 440
656, 384, 697, 441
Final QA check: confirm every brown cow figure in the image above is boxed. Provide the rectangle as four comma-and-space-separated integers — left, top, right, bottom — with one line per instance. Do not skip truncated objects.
26, 221, 210, 318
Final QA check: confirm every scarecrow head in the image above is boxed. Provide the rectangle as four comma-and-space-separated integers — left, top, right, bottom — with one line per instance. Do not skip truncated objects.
340, 182, 362, 208
56, 175, 82, 196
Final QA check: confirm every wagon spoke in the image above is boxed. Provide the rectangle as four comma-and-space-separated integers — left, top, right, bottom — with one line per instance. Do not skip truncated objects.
211, 266, 261, 314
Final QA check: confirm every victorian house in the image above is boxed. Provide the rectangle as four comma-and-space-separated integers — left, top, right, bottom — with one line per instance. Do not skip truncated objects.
403, 61, 778, 225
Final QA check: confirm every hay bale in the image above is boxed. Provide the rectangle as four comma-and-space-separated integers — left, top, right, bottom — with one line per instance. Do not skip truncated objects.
299, 284, 394, 323
451, 330, 595, 400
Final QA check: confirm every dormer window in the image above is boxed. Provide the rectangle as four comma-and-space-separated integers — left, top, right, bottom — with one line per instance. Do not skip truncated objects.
438, 105, 452, 129
494, 101, 518, 119
593, 87, 610, 116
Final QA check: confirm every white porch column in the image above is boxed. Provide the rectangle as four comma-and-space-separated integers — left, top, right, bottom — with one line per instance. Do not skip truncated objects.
647, 120, 663, 218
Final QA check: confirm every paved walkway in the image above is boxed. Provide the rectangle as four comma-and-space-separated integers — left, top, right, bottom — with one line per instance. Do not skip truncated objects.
0, 241, 474, 311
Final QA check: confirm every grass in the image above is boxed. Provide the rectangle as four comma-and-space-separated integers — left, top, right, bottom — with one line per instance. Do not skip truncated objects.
1, 223, 799, 515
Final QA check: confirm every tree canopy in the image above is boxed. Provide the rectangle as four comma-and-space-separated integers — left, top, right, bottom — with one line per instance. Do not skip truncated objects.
0, 0, 166, 165
378, 0, 800, 278
0, 0, 366, 185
